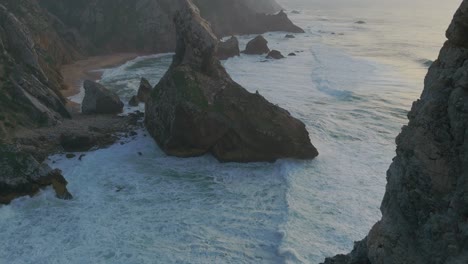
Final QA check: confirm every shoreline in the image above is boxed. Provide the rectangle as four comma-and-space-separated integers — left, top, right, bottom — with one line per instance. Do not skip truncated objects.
61, 53, 142, 99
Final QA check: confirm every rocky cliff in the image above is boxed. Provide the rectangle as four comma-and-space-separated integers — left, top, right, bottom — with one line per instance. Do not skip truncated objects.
0, 1, 81, 137
39, 0, 302, 54
145, 0, 318, 162
323, 1, 468, 263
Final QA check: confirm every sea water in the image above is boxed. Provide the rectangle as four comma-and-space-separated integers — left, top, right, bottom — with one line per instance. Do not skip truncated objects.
0, 1, 462, 263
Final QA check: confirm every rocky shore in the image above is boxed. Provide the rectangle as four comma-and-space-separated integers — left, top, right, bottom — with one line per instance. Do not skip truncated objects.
0, 0, 297, 203
145, 0, 318, 162
323, 1, 468, 263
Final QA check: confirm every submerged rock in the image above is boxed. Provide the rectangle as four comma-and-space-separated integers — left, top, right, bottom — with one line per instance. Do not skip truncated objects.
266, 50, 285, 59
288, 52, 297, 56
355, 20, 366, 24
145, 0, 318, 162
217, 36, 240, 60
243, 35, 270, 55
81, 80, 124, 114
137, 77, 153, 103
323, 1, 468, 263
0, 144, 72, 204
285, 34, 295, 38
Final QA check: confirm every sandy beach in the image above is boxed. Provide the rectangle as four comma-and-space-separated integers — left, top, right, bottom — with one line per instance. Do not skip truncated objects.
61, 53, 141, 98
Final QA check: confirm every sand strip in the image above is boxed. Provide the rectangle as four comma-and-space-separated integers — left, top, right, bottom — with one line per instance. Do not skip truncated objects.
61, 53, 141, 98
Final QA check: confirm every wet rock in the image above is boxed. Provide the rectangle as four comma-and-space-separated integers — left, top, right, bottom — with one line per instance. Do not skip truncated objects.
81, 80, 124, 114
288, 52, 296, 56
129, 95, 139, 107
0, 144, 72, 204
137, 77, 153, 103
65, 153, 76, 159
60, 133, 97, 152
145, 0, 318, 162
355, 20, 366, 24
243, 35, 270, 55
285, 34, 295, 38
217, 36, 240, 60
266, 50, 285, 59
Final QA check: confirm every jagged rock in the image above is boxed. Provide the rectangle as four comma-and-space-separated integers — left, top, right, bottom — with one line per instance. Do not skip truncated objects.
243, 35, 270, 55
137, 77, 153, 103
285, 34, 295, 38
217, 36, 240, 60
145, 0, 318, 162
0, 3, 73, 136
129, 96, 139, 107
81, 80, 124, 114
0, 144, 72, 204
323, 1, 468, 263
266, 50, 285, 59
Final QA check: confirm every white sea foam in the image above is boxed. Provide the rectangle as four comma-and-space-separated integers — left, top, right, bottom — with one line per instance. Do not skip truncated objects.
0, 1, 460, 263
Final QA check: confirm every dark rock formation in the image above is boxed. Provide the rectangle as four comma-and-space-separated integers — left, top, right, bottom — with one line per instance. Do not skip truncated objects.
355, 20, 366, 24
0, 3, 75, 136
243, 35, 270, 55
323, 1, 468, 263
145, 0, 318, 162
288, 52, 297, 56
39, 0, 301, 54
285, 34, 295, 38
217, 36, 240, 60
81, 80, 124, 114
129, 96, 139, 107
0, 144, 72, 204
137, 77, 153, 103
266, 50, 285, 59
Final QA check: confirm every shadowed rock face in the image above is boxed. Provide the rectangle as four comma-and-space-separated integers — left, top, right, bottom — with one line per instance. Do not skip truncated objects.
137, 77, 153, 103
39, 0, 302, 54
145, 0, 318, 162
217, 36, 240, 60
0, 3, 73, 136
82, 80, 124, 115
243, 35, 270, 55
323, 1, 468, 263
0, 144, 72, 204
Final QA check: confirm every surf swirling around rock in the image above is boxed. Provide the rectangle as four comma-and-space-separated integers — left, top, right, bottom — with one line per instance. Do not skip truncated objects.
145, 0, 318, 163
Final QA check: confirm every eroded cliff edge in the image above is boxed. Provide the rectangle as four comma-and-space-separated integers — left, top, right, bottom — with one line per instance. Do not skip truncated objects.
323, 1, 468, 263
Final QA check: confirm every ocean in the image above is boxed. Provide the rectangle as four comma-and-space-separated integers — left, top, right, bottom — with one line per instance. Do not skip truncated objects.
0, 0, 462, 263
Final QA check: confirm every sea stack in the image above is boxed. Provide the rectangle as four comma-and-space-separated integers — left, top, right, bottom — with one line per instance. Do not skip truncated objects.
145, 0, 318, 162
323, 1, 468, 263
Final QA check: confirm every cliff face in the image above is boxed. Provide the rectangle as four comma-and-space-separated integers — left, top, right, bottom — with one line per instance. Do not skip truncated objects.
145, 0, 317, 162
0, 1, 81, 137
39, 0, 301, 54
323, 1, 468, 263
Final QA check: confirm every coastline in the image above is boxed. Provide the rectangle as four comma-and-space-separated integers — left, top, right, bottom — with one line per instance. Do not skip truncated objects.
61, 53, 142, 99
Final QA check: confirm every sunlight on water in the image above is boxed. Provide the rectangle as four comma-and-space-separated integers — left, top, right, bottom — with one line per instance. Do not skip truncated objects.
0, 1, 459, 263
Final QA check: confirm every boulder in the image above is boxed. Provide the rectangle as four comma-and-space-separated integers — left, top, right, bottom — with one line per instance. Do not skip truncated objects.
243, 35, 270, 55
137, 77, 153, 103
129, 95, 139, 107
145, 0, 318, 162
0, 144, 72, 204
266, 50, 285, 59
81, 80, 124, 114
285, 34, 295, 38
217, 36, 240, 60
288, 52, 296, 56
